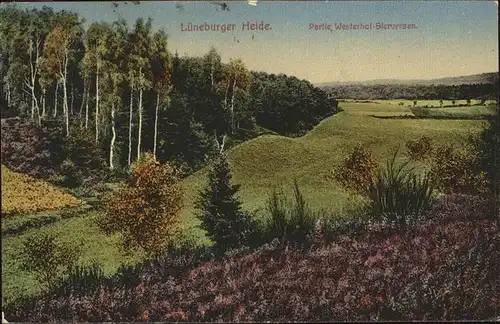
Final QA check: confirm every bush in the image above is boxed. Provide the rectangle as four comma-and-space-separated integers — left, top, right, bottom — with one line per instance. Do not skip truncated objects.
406, 135, 434, 161
60, 126, 106, 187
473, 109, 500, 197
369, 149, 435, 229
19, 232, 80, 290
430, 144, 488, 195
332, 144, 379, 194
195, 153, 256, 252
265, 179, 317, 247
0, 118, 64, 178
55, 263, 107, 297
99, 153, 184, 257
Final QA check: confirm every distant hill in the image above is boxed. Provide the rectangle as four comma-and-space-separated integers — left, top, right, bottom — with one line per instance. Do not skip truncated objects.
316, 72, 499, 87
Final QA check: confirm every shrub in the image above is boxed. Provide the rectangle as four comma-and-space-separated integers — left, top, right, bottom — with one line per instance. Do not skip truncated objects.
19, 232, 80, 290
195, 153, 256, 252
430, 144, 488, 195
332, 144, 379, 194
369, 149, 435, 229
406, 135, 434, 161
100, 153, 184, 257
60, 126, 106, 187
55, 263, 106, 297
473, 109, 500, 197
0, 118, 64, 178
265, 179, 317, 247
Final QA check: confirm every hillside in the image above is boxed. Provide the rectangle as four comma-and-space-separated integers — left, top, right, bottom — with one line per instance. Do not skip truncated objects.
1, 166, 81, 217
8, 194, 499, 322
316, 72, 499, 87
179, 104, 486, 238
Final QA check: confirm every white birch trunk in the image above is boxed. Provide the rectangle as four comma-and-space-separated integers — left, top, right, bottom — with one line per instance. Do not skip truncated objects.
85, 91, 89, 129
230, 78, 237, 132
137, 87, 143, 160
53, 81, 58, 118
63, 49, 70, 136
110, 101, 116, 170
128, 85, 134, 166
95, 64, 100, 143
41, 88, 46, 119
153, 92, 159, 160
62, 77, 69, 136
6, 83, 10, 106
70, 83, 74, 116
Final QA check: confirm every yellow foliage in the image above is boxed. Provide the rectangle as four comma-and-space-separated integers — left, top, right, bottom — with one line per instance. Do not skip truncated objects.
100, 153, 184, 257
1, 166, 81, 217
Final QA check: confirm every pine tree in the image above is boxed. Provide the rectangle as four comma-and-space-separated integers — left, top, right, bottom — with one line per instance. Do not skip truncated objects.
195, 153, 253, 251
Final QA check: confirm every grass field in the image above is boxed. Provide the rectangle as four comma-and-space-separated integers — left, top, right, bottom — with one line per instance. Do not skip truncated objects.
418, 105, 497, 118
1, 166, 81, 217
1, 100, 489, 307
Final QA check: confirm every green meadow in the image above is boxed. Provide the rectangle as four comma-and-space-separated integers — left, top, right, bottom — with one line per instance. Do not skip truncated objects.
1, 100, 488, 307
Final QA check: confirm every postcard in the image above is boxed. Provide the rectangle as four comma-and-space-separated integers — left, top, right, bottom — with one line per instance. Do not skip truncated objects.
1, 1, 499, 322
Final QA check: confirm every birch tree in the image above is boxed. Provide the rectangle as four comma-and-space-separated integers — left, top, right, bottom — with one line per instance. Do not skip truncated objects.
85, 22, 112, 143
130, 18, 152, 161
43, 20, 80, 136
150, 29, 172, 160
220, 59, 252, 134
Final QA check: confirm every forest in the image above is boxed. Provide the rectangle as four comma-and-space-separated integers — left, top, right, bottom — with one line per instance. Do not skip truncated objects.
324, 82, 499, 100
0, 5, 339, 176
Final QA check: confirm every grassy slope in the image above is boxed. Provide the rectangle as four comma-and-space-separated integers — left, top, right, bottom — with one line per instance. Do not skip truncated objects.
1, 210, 143, 307
1, 101, 488, 307
1, 166, 81, 217
181, 103, 486, 237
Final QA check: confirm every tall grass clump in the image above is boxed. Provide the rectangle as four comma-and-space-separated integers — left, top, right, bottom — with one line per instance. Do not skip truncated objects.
55, 263, 106, 297
369, 149, 435, 229
265, 179, 316, 247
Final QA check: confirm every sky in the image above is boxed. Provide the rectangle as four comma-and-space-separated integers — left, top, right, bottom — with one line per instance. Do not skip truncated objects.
6, 1, 499, 84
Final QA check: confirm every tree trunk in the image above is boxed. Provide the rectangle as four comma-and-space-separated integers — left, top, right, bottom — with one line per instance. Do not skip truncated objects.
70, 83, 74, 116
28, 38, 40, 122
137, 87, 143, 160
36, 99, 41, 125
110, 101, 116, 170
79, 88, 85, 119
31, 96, 35, 120
41, 88, 46, 119
6, 83, 10, 107
54, 81, 59, 118
85, 91, 89, 129
62, 77, 69, 136
230, 78, 237, 133
128, 85, 134, 166
95, 64, 100, 143
153, 92, 160, 160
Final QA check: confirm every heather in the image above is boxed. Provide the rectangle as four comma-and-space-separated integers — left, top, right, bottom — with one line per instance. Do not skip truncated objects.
5, 194, 499, 322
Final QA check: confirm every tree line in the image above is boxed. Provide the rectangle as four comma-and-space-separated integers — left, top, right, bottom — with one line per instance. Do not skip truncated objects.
324, 82, 499, 101
0, 5, 340, 174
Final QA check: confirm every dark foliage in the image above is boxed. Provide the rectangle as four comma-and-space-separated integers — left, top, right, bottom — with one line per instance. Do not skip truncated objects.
325, 81, 499, 101
474, 106, 500, 197
264, 180, 317, 247
0, 118, 64, 178
195, 153, 256, 252
369, 150, 435, 229
251, 72, 340, 136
